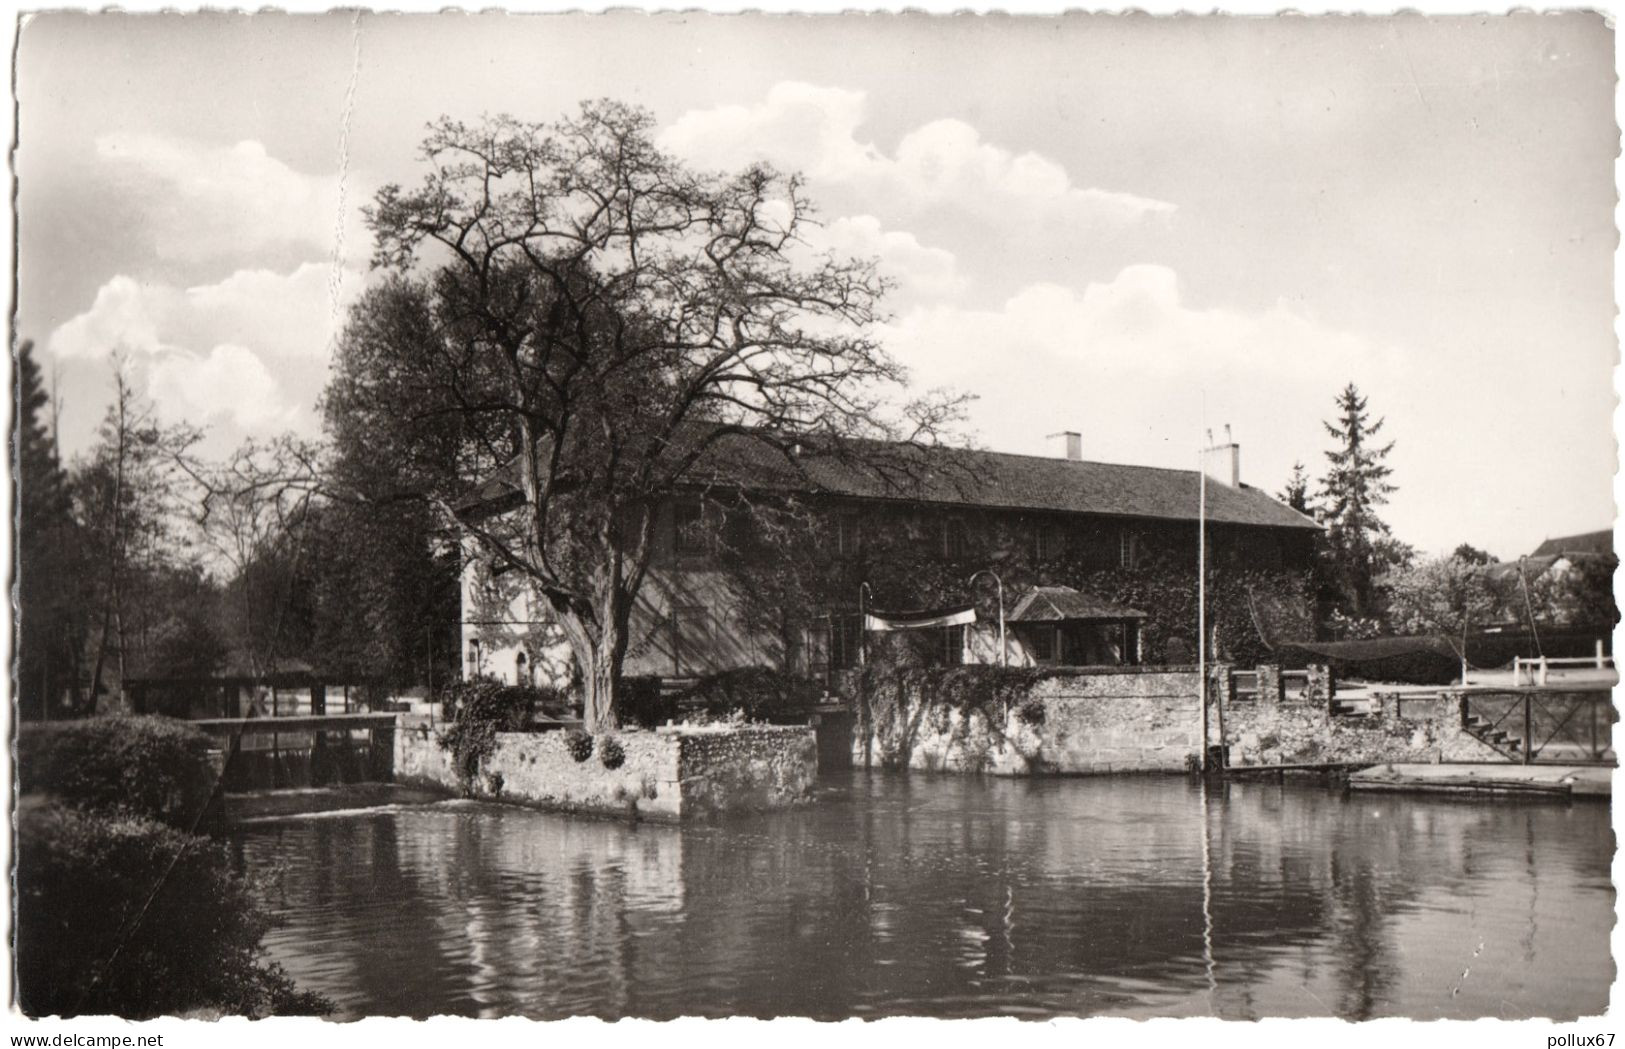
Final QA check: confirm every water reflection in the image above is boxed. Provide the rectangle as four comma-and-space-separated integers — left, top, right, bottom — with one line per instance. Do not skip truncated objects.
235, 773, 1614, 1020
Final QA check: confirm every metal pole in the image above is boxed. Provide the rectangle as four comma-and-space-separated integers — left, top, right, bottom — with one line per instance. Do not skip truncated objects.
1523, 693, 1533, 765
988, 584, 1001, 675
969, 570, 1007, 668
1199, 425, 1210, 773
858, 581, 871, 667
857, 581, 873, 768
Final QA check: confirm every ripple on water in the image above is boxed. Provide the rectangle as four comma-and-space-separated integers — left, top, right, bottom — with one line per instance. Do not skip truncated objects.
234, 776, 1614, 1020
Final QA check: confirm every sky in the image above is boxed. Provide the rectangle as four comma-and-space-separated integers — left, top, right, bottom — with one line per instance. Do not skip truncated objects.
13, 12, 1618, 559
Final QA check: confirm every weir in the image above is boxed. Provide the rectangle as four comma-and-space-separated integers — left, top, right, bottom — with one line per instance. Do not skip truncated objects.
190, 713, 398, 792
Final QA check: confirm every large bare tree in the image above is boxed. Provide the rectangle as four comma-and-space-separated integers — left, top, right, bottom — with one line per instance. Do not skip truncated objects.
339, 101, 943, 731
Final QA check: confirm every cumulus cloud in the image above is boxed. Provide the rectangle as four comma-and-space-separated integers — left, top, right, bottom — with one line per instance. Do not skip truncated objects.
660, 82, 1174, 232
96, 132, 370, 265
879, 264, 1410, 468
810, 215, 965, 299
148, 344, 294, 430
886, 264, 1398, 382
47, 262, 365, 434
49, 262, 360, 363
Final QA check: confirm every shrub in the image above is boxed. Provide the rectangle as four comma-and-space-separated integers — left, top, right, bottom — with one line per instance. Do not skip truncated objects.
618, 676, 678, 729
18, 716, 218, 828
15, 801, 332, 1018
565, 729, 594, 763
599, 737, 626, 770
675, 666, 824, 724
437, 679, 569, 795
440, 678, 570, 724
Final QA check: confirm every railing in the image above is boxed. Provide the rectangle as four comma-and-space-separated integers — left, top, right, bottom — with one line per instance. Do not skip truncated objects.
1510, 649, 1616, 687
191, 713, 397, 791
1458, 689, 1616, 765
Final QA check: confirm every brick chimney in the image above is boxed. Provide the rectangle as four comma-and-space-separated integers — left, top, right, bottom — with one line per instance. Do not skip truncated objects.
1047, 430, 1083, 461
1202, 425, 1240, 487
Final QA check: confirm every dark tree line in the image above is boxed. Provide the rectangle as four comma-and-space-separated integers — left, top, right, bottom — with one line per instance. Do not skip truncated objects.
14, 341, 459, 720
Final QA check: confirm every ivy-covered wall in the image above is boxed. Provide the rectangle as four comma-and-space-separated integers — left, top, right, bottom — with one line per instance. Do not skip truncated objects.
461, 492, 1317, 692
845, 664, 1206, 775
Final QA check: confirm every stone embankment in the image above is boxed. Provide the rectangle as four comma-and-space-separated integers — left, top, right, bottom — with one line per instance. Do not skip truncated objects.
845, 664, 1536, 776
395, 720, 817, 820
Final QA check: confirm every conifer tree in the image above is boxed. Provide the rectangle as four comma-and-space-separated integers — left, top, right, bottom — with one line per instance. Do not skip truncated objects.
1279, 461, 1313, 516
1317, 383, 1396, 618
16, 341, 84, 718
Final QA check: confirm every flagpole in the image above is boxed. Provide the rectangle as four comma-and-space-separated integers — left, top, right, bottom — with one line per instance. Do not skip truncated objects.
1199, 406, 1210, 774
968, 569, 1006, 668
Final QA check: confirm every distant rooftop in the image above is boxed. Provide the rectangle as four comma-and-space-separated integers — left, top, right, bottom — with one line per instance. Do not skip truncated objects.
1529, 530, 1614, 559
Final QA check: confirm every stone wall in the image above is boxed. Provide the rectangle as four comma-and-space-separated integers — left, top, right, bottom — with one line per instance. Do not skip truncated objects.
853, 666, 1206, 776
676, 727, 820, 816
394, 721, 816, 820
1218, 672, 1503, 767
848, 663, 1512, 777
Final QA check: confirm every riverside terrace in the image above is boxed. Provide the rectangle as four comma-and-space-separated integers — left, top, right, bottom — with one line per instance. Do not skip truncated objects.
456, 427, 1320, 691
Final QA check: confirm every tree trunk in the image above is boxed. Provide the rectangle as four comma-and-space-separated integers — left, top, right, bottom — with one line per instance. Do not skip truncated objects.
582, 644, 616, 734
572, 585, 634, 735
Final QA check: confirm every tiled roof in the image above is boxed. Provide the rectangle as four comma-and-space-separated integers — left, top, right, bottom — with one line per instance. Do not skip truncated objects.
1529, 530, 1614, 559
461, 429, 1320, 531
1007, 586, 1147, 623
682, 432, 1319, 531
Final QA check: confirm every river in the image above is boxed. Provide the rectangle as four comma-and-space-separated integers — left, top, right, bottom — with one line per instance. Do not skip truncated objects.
230, 772, 1614, 1020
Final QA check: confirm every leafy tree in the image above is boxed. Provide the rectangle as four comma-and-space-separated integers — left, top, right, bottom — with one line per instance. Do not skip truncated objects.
70, 362, 201, 713
340, 102, 946, 731
299, 499, 460, 693
1279, 461, 1313, 516
1317, 383, 1397, 619
1450, 543, 1496, 566
1382, 555, 1499, 664
16, 341, 87, 719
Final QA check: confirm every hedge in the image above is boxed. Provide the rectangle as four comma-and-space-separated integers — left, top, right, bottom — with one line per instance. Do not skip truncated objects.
18, 716, 218, 828
673, 666, 825, 724
15, 801, 331, 1018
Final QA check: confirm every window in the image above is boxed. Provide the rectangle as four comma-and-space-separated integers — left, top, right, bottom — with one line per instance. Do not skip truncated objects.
836, 513, 862, 557
515, 651, 530, 686
673, 501, 708, 555
671, 604, 713, 675
941, 516, 969, 559
830, 613, 864, 671
1119, 529, 1140, 569
936, 625, 964, 667
1033, 520, 1057, 562
1027, 626, 1056, 662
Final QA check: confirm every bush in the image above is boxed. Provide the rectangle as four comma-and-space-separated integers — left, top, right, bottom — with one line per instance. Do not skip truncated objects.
437, 679, 572, 794
18, 716, 218, 828
674, 666, 825, 724
440, 678, 571, 723
565, 729, 594, 763
599, 737, 626, 770
618, 676, 677, 729
15, 801, 331, 1018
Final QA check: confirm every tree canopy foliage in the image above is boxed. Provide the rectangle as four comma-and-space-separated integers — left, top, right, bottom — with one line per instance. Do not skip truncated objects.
336, 102, 951, 729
